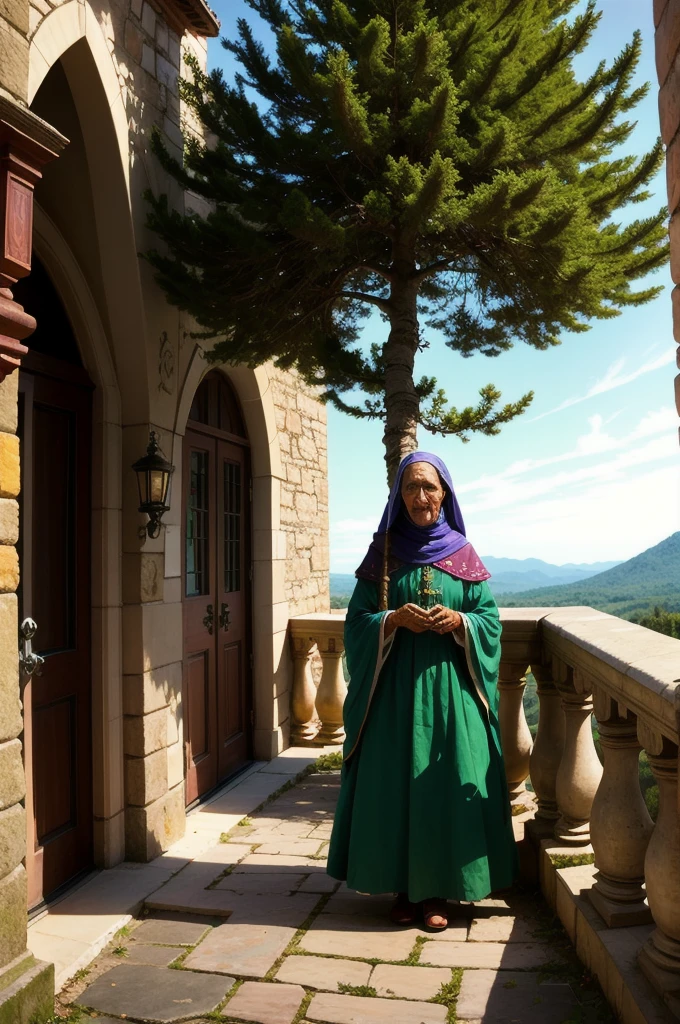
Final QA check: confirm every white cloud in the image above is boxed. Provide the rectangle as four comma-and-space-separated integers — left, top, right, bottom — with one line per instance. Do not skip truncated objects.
470, 464, 680, 564
330, 405, 680, 569
530, 349, 676, 422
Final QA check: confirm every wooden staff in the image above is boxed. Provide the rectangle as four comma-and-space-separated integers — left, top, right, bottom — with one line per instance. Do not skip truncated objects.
380, 531, 391, 611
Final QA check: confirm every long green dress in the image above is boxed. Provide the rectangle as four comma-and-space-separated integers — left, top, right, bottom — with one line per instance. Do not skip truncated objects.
327, 565, 518, 902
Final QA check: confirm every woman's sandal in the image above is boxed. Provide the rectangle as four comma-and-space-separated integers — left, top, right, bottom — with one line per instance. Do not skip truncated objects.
422, 898, 449, 932
390, 893, 419, 925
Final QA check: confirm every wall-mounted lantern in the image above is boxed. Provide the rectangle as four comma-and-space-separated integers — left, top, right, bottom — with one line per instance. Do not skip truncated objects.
132, 431, 174, 539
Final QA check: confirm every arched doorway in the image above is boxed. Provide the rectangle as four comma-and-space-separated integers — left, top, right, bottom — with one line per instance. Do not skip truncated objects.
183, 371, 253, 804
14, 256, 94, 908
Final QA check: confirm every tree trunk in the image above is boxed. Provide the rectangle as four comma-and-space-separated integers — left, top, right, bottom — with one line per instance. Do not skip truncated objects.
383, 248, 420, 486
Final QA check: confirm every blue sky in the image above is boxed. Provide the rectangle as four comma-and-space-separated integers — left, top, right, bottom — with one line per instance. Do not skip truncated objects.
207, 0, 679, 569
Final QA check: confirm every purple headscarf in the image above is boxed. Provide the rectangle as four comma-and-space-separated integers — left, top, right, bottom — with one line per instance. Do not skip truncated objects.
355, 451, 491, 583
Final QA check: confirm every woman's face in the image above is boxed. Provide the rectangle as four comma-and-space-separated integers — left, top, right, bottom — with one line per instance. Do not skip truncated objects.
401, 462, 445, 527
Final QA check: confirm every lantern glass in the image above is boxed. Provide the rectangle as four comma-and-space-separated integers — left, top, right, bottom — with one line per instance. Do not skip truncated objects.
150, 469, 166, 505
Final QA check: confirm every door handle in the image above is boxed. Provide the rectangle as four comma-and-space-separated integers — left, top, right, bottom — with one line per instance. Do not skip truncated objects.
219, 602, 230, 632
203, 604, 214, 635
19, 618, 44, 677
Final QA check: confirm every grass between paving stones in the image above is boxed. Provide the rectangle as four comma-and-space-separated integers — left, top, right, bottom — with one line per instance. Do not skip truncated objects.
432, 968, 463, 1024
262, 890, 336, 980
111, 943, 129, 957
337, 983, 378, 996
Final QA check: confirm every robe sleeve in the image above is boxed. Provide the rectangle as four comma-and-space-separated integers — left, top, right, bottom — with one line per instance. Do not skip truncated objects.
342, 577, 394, 761
458, 580, 503, 722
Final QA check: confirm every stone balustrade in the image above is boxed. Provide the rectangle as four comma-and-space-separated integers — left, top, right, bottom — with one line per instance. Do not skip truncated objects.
289, 604, 680, 1018
288, 613, 348, 746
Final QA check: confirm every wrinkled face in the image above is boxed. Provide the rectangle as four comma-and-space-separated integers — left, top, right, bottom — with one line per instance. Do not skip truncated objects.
401, 462, 446, 527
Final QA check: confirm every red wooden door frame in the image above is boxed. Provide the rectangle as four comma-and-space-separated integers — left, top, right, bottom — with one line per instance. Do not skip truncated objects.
182, 424, 252, 806
19, 361, 93, 908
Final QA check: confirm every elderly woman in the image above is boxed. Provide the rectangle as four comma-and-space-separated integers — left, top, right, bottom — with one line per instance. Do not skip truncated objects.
327, 451, 517, 930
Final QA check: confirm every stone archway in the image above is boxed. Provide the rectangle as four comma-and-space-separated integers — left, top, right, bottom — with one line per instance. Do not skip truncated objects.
175, 350, 289, 761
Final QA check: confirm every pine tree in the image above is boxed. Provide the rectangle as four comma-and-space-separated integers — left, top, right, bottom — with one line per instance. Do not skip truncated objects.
146, 0, 668, 482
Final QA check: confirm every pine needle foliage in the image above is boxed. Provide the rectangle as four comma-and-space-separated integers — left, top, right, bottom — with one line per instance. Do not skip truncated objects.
146, 0, 668, 480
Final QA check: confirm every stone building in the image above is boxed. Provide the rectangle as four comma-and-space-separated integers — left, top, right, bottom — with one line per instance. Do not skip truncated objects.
0, 0, 329, 1016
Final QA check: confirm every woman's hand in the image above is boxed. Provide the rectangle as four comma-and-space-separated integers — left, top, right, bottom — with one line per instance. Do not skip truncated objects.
386, 603, 432, 636
429, 605, 463, 634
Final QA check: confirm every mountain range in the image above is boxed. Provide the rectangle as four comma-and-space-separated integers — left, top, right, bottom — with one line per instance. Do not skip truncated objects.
496, 532, 680, 617
329, 533, 680, 618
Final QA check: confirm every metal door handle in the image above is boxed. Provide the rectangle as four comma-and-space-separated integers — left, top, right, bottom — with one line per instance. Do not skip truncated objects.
203, 604, 214, 635
19, 618, 44, 677
219, 602, 230, 632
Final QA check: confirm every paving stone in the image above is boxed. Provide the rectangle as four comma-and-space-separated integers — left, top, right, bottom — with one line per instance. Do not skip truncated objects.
300, 914, 419, 962
419, 940, 551, 969
322, 893, 394, 916
272, 822, 320, 837
307, 992, 448, 1024
214, 872, 308, 893
456, 969, 579, 1023
256, 840, 325, 856
298, 873, 339, 894
369, 964, 451, 1000
221, 892, 319, 926
75, 963, 233, 1022
235, 853, 324, 872
124, 943, 184, 966
468, 915, 536, 943
184, 920, 297, 978
276, 955, 372, 990
226, 980, 305, 1024
132, 916, 211, 946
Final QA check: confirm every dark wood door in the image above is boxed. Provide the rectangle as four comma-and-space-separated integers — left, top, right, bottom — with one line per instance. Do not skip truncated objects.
183, 431, 218, 805
216, 440, 249, 779
183, 428, 251, 805
19, 366, 93, 908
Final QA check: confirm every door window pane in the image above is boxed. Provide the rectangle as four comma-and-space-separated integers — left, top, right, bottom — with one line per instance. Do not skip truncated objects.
186, 451, 209, 597
223, 462, 241, 593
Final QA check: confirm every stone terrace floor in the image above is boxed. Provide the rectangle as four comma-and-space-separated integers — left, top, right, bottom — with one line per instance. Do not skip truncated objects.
57, 767, 616, 1024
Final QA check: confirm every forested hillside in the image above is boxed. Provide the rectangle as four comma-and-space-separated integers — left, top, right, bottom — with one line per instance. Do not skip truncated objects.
498, 533, 680, 617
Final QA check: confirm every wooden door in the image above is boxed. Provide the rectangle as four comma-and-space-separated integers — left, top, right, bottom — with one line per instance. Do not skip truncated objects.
216, 440, 250, 779
183, 374, 252, 806
19, 365, 93, 907
183, 431, 218, 805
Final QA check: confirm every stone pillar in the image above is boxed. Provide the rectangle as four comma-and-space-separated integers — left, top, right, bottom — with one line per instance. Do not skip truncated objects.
637, 727, 680, 1018
497, 663, 532, 807
554, 665, 603, 846
0, 98, 66, 1022
588, 694, 653, 927
122, 425, 185, 862
528, 664, 565, 822
288, 630, 319, 745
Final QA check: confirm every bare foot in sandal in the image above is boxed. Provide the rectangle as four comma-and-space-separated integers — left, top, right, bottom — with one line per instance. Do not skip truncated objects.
390, 892, 419, 925
423, 897, 449, 931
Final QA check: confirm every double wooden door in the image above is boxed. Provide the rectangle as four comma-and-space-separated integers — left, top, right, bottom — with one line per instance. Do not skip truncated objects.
183, 430, 251, 804
19, 364, 93, 908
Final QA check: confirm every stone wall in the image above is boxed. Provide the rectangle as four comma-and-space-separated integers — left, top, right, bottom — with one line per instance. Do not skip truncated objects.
655, 0, 680, 435
271, 369, 330, 616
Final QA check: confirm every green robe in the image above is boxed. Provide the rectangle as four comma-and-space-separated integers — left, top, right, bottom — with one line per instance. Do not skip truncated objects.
327, 566, 518, 902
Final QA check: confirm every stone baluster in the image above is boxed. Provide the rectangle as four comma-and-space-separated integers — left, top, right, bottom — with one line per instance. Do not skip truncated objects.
529, 664, 565, 822
588, 693, 653, 926
554, 664, 603, 845
313, 629, 347, 746
637, 726, 680, 1017
289, 633, 319, 745
498, 662, 533, 807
